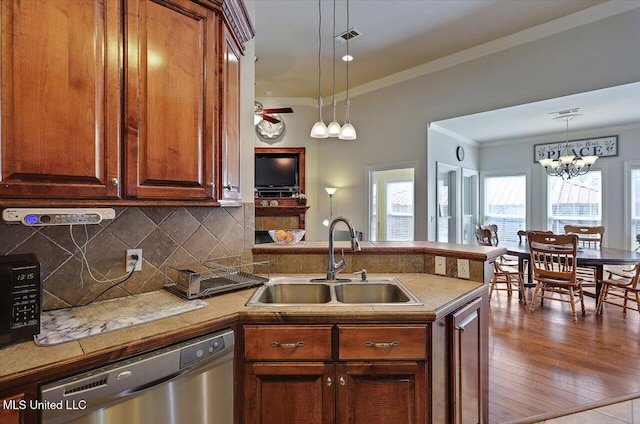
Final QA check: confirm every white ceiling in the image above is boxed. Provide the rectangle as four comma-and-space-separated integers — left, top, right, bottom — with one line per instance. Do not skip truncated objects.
253, 0, 640, 142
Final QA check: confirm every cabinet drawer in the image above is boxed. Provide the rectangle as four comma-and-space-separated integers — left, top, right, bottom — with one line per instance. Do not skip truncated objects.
338, 325, 427, 360
244, 325, 332, 361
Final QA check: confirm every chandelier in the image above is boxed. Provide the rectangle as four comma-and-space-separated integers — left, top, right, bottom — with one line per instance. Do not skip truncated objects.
539, 110, 598, 180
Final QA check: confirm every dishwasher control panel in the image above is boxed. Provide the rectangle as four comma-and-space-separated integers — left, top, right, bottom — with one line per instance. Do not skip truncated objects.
179, 334, 226, 369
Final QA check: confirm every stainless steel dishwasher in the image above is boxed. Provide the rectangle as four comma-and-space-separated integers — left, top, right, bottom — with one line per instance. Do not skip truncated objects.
40, 329, 234, 424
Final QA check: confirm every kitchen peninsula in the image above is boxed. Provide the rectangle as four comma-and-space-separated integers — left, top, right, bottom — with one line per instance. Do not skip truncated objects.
0, 243, 504, 424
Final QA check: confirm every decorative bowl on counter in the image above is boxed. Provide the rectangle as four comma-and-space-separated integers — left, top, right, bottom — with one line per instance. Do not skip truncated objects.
268, 229, 305, 245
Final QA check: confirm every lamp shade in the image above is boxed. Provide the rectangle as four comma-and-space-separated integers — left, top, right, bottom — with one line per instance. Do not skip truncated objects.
310, 121, 329, 138
325, 187, 337, 195
338, 123, 357, 140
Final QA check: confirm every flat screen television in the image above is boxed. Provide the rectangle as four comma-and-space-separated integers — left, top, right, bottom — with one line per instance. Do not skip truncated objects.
255, 154, 298, 188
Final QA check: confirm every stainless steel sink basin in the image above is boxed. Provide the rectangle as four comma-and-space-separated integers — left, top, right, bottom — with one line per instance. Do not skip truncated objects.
246, 277, 422, 306
334, 283, 411, 303
254, 283, 331, 304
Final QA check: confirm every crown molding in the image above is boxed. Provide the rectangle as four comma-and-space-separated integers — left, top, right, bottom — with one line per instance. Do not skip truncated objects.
255, 97, 317, 107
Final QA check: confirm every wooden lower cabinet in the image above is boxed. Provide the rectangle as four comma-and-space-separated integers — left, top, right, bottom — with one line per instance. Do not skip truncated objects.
243, 362, 426, 424
451, 297, 485, 424
243, 324, 428, 424
337, 362, 426, 424
244, 362, 335, 424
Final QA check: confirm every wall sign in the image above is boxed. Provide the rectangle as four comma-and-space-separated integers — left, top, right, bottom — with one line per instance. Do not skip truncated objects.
533, 135, 618, 163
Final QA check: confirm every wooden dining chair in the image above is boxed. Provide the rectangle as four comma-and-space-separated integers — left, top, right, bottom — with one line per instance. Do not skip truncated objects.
528, 232, 584, 322
564, 224, 604, 248
476, 228, 526, 304
564, 225, 605, 294
475, 228, 493, 246
597, 262, 640, 315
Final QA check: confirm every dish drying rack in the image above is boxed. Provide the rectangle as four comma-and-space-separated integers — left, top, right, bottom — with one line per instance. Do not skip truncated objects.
164, 257, 269, 300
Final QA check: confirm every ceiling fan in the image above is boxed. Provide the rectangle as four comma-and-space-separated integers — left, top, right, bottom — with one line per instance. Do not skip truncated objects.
254, 101, 293, 124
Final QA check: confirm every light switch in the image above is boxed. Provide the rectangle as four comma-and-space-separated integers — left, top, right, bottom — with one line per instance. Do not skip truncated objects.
457, 259, 470, 279
435, 256, 446, 275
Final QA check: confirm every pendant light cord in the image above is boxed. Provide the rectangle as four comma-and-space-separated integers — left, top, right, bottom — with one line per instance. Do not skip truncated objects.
317, 0, 323, 120
332, 0, 337, 120
345, 0, 351, 123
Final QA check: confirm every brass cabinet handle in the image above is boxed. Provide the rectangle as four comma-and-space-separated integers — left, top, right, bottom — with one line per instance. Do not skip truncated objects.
339, 377, 346, 386
270, 341, 304, 348
327, 377, 332, 387
365, 340, 400, 348
111, 178, 119, 186
208, 182, 214, 187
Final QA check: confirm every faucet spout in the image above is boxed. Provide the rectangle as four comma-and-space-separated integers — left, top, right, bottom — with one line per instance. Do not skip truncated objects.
326, 216, 361, 281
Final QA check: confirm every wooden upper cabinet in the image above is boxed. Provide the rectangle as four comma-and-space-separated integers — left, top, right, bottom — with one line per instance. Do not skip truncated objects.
0, 0, 121, 199
124, 0, 217, 200
219, 25, 241, 202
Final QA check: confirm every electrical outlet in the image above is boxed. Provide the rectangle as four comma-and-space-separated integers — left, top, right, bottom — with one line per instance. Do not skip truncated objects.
126, 249, 143, 272
457, 259, 470, 279
435, 256, 446, 275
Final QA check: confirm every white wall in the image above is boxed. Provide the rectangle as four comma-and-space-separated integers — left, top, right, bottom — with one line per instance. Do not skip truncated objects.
251, 7, 640, 242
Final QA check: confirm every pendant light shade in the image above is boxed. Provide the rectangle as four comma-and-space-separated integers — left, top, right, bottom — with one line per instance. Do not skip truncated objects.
338, 122, 357, 140
311, 120, 329, 138
327, 120, 342, 137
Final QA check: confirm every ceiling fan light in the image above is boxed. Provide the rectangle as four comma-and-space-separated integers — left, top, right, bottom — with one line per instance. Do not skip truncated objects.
338, 123, 357, 140
327, 120, 342, 137
582, 155, 598, 165
311, 120, 329, 138
559, 153, 575, 164
550, 161, 561, 169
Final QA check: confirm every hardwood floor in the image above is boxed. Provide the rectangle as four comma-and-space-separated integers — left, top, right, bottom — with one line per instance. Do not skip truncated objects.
489, 288, 640, 423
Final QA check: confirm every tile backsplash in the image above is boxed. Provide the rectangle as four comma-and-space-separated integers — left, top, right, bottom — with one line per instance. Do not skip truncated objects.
0, 205, 254, 310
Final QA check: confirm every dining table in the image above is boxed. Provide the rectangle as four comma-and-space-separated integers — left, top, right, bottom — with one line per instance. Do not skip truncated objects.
498, 240, 640, 303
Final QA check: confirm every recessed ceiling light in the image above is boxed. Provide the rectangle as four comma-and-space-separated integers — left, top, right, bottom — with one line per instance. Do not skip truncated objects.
342, 55, 353, 62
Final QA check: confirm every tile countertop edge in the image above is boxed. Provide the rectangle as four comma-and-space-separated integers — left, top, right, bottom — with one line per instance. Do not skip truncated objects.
252, 241, 506, 261
0, 273, 484, 391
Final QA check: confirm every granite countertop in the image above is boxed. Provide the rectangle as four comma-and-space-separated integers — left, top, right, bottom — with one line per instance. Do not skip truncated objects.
0, 273, 484, 386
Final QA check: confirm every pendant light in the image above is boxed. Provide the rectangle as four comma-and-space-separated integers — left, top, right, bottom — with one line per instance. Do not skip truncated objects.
339, 0, 356, 140
310, 0, 329, 138
327, 0, 342, 137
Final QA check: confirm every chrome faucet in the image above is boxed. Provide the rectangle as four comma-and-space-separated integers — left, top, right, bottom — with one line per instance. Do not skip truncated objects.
326, 216, 361, 281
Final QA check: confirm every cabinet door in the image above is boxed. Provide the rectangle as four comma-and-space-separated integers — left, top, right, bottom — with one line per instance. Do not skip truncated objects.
336, 362, 426, 424
451, 298, 483, 424
125, 0, 216, 199
244, 362, 335, 424
0, 0, 120, 199
219, 26, 241, 202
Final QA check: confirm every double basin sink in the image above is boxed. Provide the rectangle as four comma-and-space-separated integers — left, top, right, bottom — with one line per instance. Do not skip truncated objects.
246, 277, 423, 307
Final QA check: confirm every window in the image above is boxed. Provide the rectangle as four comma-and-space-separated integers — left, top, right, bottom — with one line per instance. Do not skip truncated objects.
631, 166, 640, 249
483, 174, 526, 242
547, 170, 602, 233
369, 167, 415, 241
386, 180, 414, 241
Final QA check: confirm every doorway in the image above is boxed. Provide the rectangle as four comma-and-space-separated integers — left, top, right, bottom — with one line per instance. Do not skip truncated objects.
437, 162, 458, 243
368, 166, 415, 241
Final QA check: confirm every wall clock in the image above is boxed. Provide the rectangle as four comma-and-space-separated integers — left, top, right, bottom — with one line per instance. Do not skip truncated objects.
456, 146, 465, 162
256, 113, 285, 141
